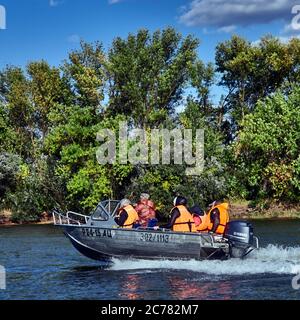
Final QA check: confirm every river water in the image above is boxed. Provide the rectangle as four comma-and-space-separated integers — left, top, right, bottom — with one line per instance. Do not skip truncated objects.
0, 220, 300, 300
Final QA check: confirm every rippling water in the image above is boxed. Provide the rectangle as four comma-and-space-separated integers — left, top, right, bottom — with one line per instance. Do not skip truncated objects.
0, 220, 300, 300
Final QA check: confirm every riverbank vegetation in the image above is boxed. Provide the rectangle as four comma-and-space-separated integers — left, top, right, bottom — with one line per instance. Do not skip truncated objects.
1, 28, 300, 223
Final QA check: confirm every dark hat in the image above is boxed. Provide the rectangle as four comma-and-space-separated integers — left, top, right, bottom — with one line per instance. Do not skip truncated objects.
173, 196, 187, 206
190, 205, 204, 216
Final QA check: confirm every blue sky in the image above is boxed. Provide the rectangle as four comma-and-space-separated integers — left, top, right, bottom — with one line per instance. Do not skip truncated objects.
0, 0, 299, 101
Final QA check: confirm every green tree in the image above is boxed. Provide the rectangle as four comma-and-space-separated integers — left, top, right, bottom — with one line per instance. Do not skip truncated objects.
0, 103, 16, 153
216, 35, 300, 141
27, 61, 72, 142
0, 67, 35, 159
46, 42, 134, 212
0, 153, 21, 203
179, 99, 228, 208
62, 41, 106, 109
107, 27, 199, 128
234, 85, 300, 202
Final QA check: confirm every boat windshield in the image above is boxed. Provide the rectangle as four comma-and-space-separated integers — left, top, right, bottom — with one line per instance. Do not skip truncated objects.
101, 200, 121, 217
91, 205, 110, 221
91, 200, 120, 220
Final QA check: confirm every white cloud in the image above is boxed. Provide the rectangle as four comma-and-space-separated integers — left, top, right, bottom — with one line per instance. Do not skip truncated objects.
251, 39, 261, 46
49, 0, 64, 7
278, 35, 300, 43
218, 25, 237, 33
180, 0, 295, 28
203, 25, 236, 34
281, 22, 300, 34
281, 20, 300, 36
108, 0, 122, 4
49, 0, 59, 6
282, 22, 294, 33
68, 34, 80, 44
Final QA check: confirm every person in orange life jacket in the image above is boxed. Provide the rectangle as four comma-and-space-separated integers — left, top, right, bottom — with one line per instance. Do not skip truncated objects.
114, 199, 139, 229
160, 196, 196, 232
134, 193, 157, 227
190, 205, 209, 232
207, 200, 230, 234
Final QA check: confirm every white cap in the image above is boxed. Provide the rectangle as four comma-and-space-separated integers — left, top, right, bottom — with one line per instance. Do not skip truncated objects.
120, 199, 131, 208
140, 193, 150, 200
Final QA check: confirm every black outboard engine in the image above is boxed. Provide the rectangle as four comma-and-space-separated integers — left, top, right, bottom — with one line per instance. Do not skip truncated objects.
223, 221, 255, 258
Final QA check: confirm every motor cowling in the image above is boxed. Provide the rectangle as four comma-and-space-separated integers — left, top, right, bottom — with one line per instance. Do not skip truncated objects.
223, 220, 254, 254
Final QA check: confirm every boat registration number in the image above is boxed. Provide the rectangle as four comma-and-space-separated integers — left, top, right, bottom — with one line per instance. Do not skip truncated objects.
140, 232, 169, 243
81, 228, 112, 238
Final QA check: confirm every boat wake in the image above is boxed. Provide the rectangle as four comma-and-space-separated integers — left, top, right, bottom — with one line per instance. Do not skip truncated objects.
109, 245, 300, 275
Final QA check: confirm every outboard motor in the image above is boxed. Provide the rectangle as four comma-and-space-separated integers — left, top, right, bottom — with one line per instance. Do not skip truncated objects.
223, 221, 255, 258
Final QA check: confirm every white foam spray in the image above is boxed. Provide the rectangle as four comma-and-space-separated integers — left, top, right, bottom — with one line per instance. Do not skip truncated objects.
109, 245, 300, 275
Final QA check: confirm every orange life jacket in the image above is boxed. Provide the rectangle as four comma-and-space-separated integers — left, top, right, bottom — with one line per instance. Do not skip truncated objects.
194, 213, 209, 232
172, 205, 196, 233
122, 205, 139, 229
207, 203, 229, 234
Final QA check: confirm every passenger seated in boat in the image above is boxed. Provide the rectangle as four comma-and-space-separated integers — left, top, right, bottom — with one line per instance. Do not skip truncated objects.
190, 205, 209, 232
206, 200, 230, 234
134, 193, 157, 228
114, 199, 139, 229
160, 196, 196, 232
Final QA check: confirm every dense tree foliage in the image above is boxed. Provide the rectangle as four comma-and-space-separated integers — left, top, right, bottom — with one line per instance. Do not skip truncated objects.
215, 35, 300, 141
234, 86, 300, 203
107, 28, 199, 128
0, 28, 299, 222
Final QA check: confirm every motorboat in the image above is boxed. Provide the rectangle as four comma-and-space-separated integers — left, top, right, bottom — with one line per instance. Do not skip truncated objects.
53, 200, 259, 261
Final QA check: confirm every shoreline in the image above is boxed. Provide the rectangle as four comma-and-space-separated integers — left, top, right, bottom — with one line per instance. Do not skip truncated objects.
0, 220, 54, 227
1, 202, 300, 227
234, 214, 300, 220
0, 209, 54, 227
229, 202, 300, 220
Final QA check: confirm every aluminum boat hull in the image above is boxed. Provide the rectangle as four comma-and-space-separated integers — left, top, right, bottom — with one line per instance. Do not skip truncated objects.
53, 200, 258, 261
61, 225, 230, 261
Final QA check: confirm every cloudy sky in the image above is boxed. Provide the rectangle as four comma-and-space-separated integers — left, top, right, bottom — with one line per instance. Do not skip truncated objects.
0, 0, 299, 100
